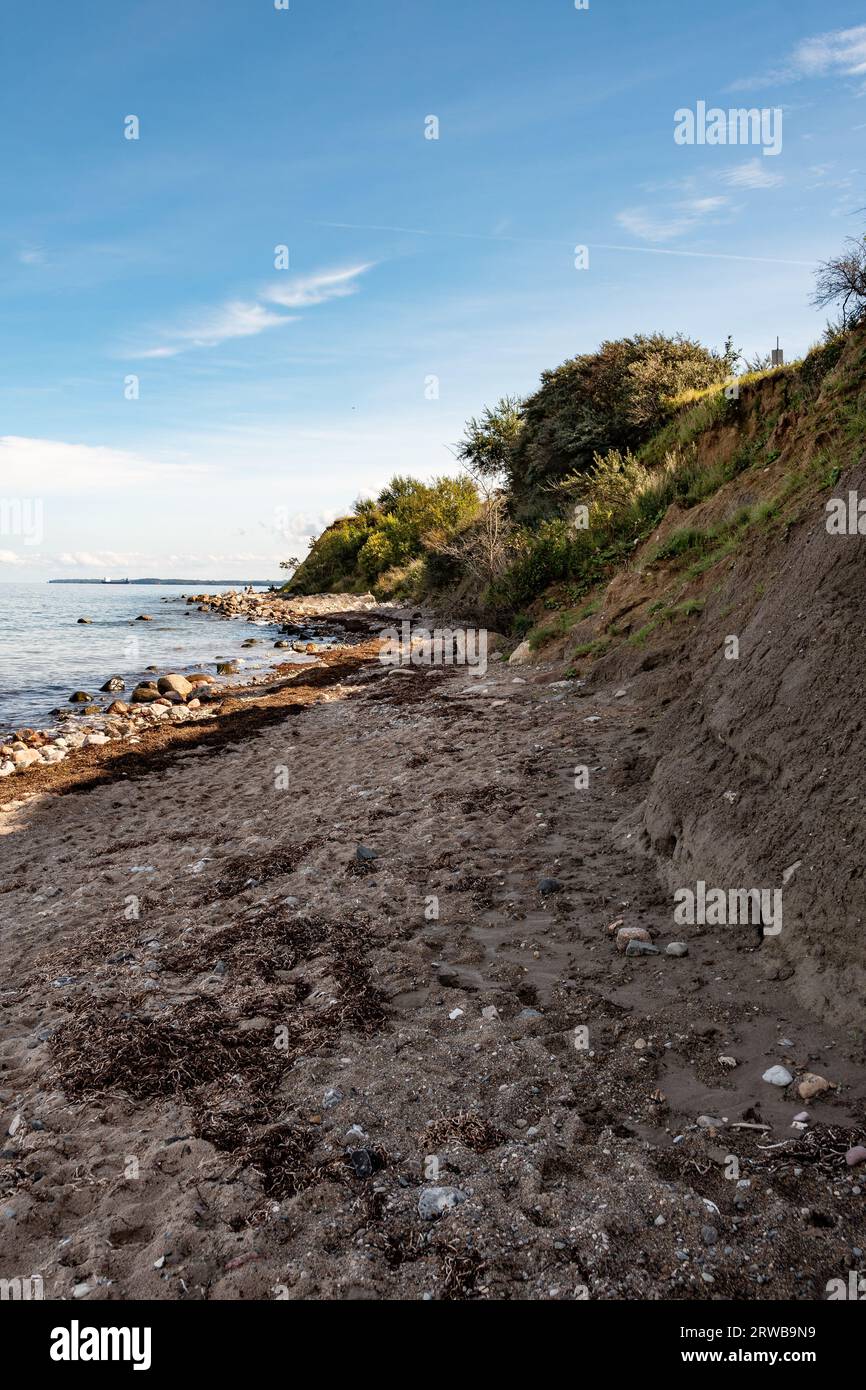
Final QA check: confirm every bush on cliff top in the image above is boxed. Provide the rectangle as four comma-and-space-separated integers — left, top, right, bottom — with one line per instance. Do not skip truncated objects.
286, 474, 480, 596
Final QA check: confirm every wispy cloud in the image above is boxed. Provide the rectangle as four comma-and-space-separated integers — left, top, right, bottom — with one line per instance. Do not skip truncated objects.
264, 263, 373, 310
616, 196, 729, 243
134, 300, 294, 358
721, 159, 784, 190
316, 216, 811, 266
131, 263, 373, 359
0, 550, 28, 565
731, 24, 866, 92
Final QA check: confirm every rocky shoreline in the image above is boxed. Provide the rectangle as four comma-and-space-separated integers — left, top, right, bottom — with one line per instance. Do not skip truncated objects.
0, 590, 392, 784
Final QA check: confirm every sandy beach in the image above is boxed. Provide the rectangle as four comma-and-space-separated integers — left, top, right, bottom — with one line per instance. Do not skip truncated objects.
1, 601, 863, 1301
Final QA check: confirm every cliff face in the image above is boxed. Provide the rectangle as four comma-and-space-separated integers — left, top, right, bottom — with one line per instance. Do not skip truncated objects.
640, 447, 866, 1037
571, 326, 866, 1037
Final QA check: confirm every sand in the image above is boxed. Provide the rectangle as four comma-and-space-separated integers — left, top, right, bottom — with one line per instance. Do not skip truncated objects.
0, 632, 863, 1300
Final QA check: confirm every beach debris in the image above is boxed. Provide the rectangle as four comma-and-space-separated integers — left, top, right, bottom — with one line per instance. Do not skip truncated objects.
717, 1055, 738, 1069
616, 926, 652, 952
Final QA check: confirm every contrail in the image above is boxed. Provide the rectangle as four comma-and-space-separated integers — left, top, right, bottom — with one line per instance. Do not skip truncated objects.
312, 220, 818, 268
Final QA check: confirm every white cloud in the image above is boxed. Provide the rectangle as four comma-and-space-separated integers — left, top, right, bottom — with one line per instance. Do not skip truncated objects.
0, 437, 206, 493
0, 550, 27, 565
616, 196, 729, 243
721, 159, 784, 189
681, 196, 729, 214
131, 264, 373, 359
790, 25, 866, 79
135, 300, 294, 358
264, 263, 373, 309
731, 24, 866, 90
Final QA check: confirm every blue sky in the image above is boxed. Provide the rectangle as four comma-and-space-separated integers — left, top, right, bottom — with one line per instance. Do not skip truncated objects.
1, 0, 864, 580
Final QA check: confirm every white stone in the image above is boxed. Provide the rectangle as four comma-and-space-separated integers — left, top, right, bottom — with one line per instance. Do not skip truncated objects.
762, 1065, 793, 1087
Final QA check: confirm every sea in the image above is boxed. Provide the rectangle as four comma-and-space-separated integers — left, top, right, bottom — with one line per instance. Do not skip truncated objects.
0, 582, 306, 735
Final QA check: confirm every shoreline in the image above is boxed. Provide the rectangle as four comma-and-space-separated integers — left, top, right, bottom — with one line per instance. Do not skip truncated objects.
0, 635, 386, 812
0, 590, 392, 790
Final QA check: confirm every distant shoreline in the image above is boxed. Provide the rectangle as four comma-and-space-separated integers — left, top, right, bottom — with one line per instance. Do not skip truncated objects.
47, 578, 279, 586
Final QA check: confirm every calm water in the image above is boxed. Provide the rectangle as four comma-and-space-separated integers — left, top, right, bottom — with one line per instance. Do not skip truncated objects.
0, 583, 298, 733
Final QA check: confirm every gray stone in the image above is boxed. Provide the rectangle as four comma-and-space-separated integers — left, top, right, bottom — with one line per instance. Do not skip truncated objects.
417, 1186, 468, 1220
666, 942, 689, 957
762, 1065, 793, 1087
538, 877, 562, 896
625, 940, 660, 956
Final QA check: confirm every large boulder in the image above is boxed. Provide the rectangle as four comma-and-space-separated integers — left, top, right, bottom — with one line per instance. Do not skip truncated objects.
12, 748, 41, 770
100, 675, 126, 693
131, 683, 160, 703
157, 674, 193, 698
508, 640, 534, 666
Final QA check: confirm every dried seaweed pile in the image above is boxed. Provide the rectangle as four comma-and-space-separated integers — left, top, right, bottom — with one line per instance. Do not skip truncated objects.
51, 996, 283, 1102
420, 1112, 505, 1153
205, 838, 321, 901
757, 1124, 864, 1177
49, 906, 389, 1198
